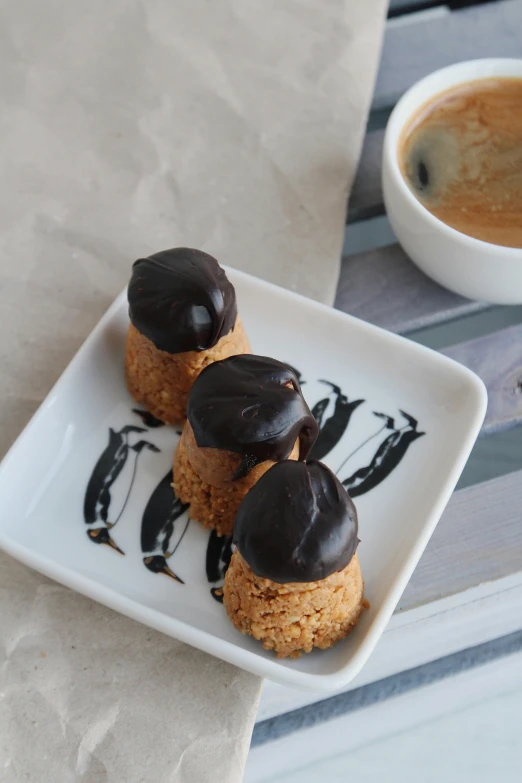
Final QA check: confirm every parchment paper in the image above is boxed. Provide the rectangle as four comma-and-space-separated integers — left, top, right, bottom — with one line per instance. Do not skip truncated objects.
0, 0, 387, 780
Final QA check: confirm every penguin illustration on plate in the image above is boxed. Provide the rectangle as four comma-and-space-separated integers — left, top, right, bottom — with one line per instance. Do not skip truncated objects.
341, 410, 425, 497
206, 531, 233, 602
84, 425, 160, 554
309, 380, 364, 461
141, 469, 189, 584
132, 408, 165, 429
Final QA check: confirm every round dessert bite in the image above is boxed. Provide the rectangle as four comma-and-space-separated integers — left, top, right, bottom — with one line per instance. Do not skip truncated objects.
125, 247, 250, 425
223, 460, 364, 658
173, 355, 318, 536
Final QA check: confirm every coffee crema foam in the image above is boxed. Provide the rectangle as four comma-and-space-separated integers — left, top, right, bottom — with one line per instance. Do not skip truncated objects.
400, 77, 522, 249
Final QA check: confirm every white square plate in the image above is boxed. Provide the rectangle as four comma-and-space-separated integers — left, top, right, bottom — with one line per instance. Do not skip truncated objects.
0, 268, 487, 691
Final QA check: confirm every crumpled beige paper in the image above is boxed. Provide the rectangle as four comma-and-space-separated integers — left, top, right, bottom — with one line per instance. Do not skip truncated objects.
0, 557, 261, 782
0, 0, 387, 780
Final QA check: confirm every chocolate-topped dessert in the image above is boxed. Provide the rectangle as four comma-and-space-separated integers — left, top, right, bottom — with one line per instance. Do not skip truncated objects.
224, 460, 365, 658
125, 248, 250, 425
234, 459, 358, 582
173, 355, 318, 536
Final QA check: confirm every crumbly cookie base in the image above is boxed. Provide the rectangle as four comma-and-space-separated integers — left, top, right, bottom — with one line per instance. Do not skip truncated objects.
173, 428, 298, 536
181, 420, 299, 488
223, 552, 365, 658
125, 316, 250, 425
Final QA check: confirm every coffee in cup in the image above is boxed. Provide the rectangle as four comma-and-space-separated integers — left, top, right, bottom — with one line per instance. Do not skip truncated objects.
399, 77, 522, 249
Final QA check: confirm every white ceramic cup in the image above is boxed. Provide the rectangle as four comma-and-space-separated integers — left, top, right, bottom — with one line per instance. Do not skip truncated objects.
382, 58, 522, 304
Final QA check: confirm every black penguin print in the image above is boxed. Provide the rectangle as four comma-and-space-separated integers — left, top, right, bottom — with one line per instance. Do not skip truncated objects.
141, 469, 189, 584
309, 381, 364, 461
206, 531, 233, 602
84, 425, 160, 555
342, 411, 425, 497
132, 409, 166, 428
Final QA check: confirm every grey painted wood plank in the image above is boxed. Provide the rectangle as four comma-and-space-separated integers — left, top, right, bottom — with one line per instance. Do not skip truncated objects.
374, 0, 522, 109
458, 426, 522, 491
335, 244, 487, 333
443, 324, 522, 436
336, 250, 522, 433
348, 129, 385, 222
399, 469, 522, 612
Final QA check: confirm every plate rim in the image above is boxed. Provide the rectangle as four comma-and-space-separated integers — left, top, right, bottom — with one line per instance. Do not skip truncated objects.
0, 267, 488, 691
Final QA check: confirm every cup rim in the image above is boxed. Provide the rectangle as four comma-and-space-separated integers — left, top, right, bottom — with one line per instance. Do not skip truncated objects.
384, 58, 522, 258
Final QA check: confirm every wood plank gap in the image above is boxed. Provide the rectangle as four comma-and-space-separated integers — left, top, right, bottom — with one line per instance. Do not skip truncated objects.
347, 129, 385, 223
442, 324, 522, 435
388, 1, 447, 19
336, 247, 522, 432
335, 244, 487, 334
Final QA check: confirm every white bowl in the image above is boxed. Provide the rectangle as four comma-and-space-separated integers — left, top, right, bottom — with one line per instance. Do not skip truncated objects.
383, 58, 522, 305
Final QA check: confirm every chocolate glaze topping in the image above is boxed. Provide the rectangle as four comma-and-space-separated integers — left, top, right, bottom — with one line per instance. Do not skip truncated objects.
188, 355, 318, 478
128, 248, 237, 354
234, 460, 359, 583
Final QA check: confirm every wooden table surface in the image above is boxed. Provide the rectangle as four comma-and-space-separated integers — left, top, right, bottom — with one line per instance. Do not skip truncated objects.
338, 0, 522, 613
249, 3, 522, 777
